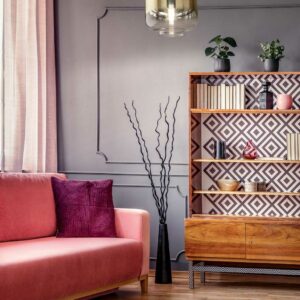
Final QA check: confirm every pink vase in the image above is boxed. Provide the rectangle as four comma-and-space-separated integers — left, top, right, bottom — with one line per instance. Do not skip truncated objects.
242, 140, 258, 160
276, 94, 293, 110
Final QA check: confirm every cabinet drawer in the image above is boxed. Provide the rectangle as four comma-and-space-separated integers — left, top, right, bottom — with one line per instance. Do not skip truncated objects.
185, 219, 246, 259
246, 224, 300, 262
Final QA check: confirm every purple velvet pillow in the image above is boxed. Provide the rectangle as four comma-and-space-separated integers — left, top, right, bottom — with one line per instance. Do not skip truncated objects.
51, 177, 116, 237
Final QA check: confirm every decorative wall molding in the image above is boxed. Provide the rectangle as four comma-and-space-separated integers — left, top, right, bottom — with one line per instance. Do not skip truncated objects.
96, 7, 188, 166
59, 170, 187, 177
59, 170, 188, 199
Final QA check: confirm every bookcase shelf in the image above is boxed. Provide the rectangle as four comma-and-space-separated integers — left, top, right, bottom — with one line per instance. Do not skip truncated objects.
191, 108, 300, 114
193, 190, 300, 196
193, 158, 300, 164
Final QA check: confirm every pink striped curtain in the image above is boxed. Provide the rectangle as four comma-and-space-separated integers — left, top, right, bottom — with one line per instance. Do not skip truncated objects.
2, 0, 57, 172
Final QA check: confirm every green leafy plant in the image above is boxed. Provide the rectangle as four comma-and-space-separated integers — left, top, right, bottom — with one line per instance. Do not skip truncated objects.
258, 39, 285, 61
205, 35, 237, 60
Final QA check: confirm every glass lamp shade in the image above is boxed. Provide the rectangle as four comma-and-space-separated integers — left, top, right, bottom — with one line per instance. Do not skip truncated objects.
145, 0, 198, 37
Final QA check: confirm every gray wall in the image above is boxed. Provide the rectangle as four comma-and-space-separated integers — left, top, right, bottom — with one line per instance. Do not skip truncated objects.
55, 0, 300, 270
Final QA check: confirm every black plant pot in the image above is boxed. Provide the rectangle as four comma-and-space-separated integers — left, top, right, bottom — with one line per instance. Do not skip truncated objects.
155, 223, 172, 284
214, 58, 231, 72
264, 59, 279, 72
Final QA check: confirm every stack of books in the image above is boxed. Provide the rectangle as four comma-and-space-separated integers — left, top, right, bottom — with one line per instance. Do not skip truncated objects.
195, 83, 246, 109
287, 133, 300, 160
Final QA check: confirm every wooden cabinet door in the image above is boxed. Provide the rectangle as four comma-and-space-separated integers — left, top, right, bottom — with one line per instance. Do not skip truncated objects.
246, 224, 300, 262
185, 219, 246, 260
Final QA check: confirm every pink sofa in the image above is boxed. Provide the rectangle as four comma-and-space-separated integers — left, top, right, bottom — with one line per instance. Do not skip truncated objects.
0, 173, 150, 300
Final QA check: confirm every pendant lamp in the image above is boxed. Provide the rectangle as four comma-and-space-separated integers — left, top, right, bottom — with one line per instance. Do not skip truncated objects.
145, 0, 198, 37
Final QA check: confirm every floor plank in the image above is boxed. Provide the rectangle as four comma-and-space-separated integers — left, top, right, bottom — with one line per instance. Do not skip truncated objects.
97, 271, 300, 300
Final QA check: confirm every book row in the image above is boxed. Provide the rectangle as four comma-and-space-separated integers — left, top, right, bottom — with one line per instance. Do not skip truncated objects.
287, 133, 300, 160
194, 83, 246, 109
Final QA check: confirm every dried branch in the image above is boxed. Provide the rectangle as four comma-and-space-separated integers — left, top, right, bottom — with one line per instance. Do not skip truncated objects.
124, 102, 163, 218
124, 97, 180, 224
163, 96, 180, 222
154, 103, 165, 220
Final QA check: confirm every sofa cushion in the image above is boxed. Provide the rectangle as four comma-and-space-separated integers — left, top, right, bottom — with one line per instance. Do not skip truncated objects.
0, 173, 66, 242
51, 178, 116, 237
0, 236, 143, 300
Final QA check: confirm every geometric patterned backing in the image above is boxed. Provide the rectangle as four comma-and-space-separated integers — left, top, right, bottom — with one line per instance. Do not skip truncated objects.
196, 74, 300, 109
191, 74, 300, 217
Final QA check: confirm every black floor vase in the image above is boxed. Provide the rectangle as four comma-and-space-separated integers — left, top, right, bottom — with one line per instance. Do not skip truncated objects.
155, 223, 172, 284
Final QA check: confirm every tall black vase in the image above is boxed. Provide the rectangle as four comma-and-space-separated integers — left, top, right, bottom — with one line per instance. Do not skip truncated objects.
155, 223, 172, 284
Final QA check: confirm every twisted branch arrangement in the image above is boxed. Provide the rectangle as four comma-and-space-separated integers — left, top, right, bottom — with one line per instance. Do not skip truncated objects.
124, 97, 180, 224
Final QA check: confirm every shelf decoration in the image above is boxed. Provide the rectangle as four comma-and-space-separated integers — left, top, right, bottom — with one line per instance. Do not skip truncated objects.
259, 81, 274, 109
287, 133, 300, 160
242, 139, 258, 160
205, 35, 237, 72
214, 140, 226, 159
195, 83, 245, 109
277, 94, 293, 110
258, 39, 285, 72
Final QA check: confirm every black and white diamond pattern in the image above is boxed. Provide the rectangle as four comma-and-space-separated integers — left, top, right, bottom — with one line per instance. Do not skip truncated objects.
204, 195, 300, 217
202, 114, 300, 159
192, 74, 300, 217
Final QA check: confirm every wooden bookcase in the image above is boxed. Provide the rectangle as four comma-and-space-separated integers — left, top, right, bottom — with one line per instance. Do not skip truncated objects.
185, 72, 300, 284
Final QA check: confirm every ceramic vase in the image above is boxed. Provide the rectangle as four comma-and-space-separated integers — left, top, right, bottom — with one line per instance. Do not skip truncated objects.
214, 58, 230, 72
276, 94, 293, 110
244, 181, 257, 192
264, 59, 279, 72
242, 140, 258, 160
155, 223, 172, 284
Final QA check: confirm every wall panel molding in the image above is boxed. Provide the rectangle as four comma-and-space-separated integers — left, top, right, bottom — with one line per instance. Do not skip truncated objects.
96, 7, 188, 166
59, 170, 187, 177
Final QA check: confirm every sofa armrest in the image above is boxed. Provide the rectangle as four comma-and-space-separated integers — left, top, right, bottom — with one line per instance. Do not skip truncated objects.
114, 208, 150, 276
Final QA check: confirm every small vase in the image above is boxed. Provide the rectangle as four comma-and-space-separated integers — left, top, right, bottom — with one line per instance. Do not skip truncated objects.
155, 223, 172, 284
244, 181, 257, 192
242, 139, 258, 160
276, 94, 293, 110
263, 59, 279, 72
259, 81, 274, 109
214, 58, 230, 72
214, 140, 226, 159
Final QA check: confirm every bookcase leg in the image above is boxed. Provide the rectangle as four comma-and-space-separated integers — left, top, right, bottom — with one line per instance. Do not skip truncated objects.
200, 262, 206, 284
189, 261, 194, 289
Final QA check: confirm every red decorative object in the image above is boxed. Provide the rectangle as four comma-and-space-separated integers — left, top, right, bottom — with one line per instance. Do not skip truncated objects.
242, 139, 258, 159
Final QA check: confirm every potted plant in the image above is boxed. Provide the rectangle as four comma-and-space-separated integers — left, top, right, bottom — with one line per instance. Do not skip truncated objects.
205, 35, 237, 72
258, 39, 285, 72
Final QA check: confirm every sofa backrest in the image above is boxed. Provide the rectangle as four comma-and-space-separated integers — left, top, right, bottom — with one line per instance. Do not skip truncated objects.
0, 173, 66, 242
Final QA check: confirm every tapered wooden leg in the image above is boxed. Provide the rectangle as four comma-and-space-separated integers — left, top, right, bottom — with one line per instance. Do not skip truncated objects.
140, 276, 148, 294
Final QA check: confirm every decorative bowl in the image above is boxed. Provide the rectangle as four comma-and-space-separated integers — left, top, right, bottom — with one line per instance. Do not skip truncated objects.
217, 179, 239, 191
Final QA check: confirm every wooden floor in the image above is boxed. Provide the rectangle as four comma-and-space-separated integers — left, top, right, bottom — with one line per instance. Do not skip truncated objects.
98, 271, 300, 300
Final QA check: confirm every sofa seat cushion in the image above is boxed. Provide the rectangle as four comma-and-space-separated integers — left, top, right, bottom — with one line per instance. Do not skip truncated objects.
0, 237, 143, 300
